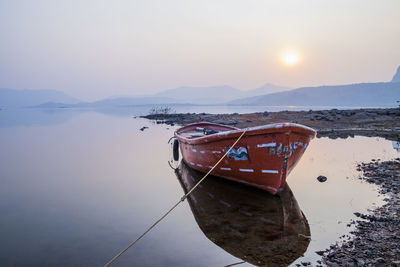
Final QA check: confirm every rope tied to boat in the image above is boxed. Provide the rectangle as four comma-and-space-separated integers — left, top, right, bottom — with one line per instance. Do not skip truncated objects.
104, 128, 248, 267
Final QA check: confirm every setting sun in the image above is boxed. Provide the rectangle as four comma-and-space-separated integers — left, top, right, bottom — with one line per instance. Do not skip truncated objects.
282, 51, 300, 66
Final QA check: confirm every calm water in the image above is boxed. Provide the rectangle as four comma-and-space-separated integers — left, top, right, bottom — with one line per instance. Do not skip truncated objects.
0, 104, 369, 128
0, 108, 399, 266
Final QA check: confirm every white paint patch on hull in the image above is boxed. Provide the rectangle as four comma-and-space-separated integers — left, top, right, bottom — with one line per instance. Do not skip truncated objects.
257, 142, 276, 148
261, 169, 279, 174
239, 169, 254, 172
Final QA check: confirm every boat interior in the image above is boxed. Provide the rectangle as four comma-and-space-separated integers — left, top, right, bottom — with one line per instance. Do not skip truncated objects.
176, 122, 239, 139
179, 128, 220, 139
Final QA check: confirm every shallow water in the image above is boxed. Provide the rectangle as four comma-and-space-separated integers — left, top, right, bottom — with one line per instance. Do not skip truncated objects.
0, 110, 398, 266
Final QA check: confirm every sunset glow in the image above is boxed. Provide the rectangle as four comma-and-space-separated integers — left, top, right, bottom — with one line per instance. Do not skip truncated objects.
0, 1, 398, 99
282, 51, 300, 66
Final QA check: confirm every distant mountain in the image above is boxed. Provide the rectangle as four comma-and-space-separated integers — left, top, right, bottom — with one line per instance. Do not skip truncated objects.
1, 83, 290, 108
155, 85, 243, 104
228, 82, 400, 107
154, 84, 289, 104
74, 83, 289, 106
6, 73, 399, 109
35, 96, 183, 108
246, 83, 290, 97
89, 96, 183, 106
58, 83, 289, 107
0, 88, 79, 107
392, 65, 400, 83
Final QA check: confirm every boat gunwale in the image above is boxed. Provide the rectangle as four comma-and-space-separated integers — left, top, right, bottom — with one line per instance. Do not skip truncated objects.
175, 121, 317, 145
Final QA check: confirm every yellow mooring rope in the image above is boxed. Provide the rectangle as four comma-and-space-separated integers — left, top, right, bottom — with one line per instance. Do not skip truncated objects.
104, 128, 248, 267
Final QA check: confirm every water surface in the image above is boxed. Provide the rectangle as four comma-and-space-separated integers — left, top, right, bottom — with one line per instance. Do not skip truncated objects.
0, 104, 369, 128
0, 110, 398, 266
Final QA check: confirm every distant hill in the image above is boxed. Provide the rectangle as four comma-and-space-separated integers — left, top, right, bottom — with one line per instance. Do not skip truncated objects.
155, 85, 245, 104
35, 96, 184, 108
0, 88, 79, 107
392, 66, 400, 83
1, 83, 290, 108
4, 70, 399, 109
154, 84, 289, 104
89, 96, 183, 106
247, 83, 290, 97
228, 82, 400, 107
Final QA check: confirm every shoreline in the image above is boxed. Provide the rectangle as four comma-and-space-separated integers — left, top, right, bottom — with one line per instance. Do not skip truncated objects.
320, 159, 400, 267
142, 107, 400, 141
143, 107, 400, 266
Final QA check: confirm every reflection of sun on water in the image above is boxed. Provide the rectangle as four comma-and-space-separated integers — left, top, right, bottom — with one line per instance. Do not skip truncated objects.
282, 51, 300, 66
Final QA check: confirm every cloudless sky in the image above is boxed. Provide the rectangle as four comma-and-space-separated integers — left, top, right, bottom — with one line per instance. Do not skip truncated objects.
0, 0, 399, 100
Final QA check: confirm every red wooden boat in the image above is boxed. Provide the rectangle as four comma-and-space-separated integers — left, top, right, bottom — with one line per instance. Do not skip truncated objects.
174, 122, 316, 194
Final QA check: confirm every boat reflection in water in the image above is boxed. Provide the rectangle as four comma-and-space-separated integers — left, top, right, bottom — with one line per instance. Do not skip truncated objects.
175, 161, 310, 266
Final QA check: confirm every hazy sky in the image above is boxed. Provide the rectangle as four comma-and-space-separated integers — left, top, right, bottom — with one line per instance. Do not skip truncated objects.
1, 0, 399, 100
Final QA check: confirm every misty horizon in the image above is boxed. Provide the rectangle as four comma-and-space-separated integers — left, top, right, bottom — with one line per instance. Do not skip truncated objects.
1, 0, 399, 101
2, 69, 399, 103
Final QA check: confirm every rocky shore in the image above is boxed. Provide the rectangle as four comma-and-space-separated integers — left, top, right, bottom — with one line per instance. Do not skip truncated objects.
142, 107, 400, 140
320, 159, 400, 267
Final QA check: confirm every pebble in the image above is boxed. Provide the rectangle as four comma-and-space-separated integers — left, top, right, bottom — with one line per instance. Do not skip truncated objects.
317, 175, 327, 182
315, 250, 325, 256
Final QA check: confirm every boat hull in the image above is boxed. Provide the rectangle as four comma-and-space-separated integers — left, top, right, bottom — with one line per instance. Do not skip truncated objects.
175, 122, 316, 194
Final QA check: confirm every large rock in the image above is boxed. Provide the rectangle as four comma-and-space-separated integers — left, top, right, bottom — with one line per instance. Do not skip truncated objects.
391, 65, 400, 83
